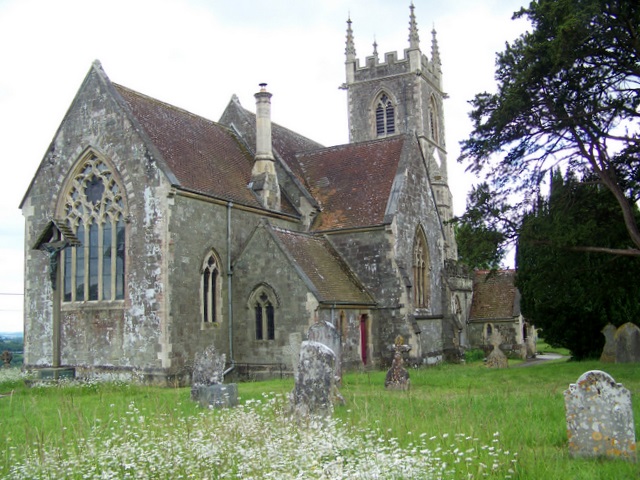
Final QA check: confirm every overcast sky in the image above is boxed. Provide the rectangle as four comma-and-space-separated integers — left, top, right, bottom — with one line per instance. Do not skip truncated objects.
0, 0, 529, 332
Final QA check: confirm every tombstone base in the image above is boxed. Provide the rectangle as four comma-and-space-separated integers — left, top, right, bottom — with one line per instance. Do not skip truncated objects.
191, 384, 238, 409
35, 367, 76, 380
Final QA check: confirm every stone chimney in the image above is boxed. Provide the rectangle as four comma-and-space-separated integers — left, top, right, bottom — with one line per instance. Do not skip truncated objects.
251, 83, 281, 211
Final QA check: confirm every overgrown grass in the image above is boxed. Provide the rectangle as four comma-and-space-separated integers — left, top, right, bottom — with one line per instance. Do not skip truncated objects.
536, 338, 572, 357
1, 360, 638, 479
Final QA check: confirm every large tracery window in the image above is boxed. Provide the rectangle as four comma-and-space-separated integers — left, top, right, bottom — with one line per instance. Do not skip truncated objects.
413, 228, 430, 308
61, 153, 126, 302
202, 251, 221, 323
375, 93, 395, 137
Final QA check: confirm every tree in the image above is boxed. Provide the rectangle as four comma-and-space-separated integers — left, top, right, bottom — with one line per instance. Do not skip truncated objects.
459, 0, 640, 256
516, 170, 640, 359
453, 183, 508, 269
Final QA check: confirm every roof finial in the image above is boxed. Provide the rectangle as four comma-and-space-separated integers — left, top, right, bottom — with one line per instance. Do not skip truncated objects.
408, 2, 420, 49
346, 15, 356, 60
431, 26, 441, 70
373, 37, 378, 57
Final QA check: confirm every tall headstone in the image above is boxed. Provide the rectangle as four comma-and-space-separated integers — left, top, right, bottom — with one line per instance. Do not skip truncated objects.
307, 320, 342, 384
614, 322, 640, 363
564, 370, 636, 461
190, 346, 238, 409
290, 341, 337, 417
385, 336, 411, 390
600, 323, 617, 363
286, 332, 303, 379
485, 329, 508, 369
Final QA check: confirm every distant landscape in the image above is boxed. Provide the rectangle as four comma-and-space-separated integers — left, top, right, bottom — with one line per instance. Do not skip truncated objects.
0, 332, 23, 366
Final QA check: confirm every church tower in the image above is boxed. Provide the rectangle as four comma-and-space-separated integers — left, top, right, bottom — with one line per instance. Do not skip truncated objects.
343, 4, 457, 258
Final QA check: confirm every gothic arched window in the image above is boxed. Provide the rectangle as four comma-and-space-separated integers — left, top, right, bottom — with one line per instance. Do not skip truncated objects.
249, 285, 278, 341
413, 228, 430, 308
202, 251, 222, 323
375, 93, 395, 137
429, 96, 439, 144
60, 152, 126, 302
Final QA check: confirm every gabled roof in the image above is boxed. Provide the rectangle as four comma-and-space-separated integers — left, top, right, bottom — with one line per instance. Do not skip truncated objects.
114, 84, 263, 208
267, 225, 375, 305
469, 270, 521, 321
219, 96, 324, 191
298, 136, 407, 231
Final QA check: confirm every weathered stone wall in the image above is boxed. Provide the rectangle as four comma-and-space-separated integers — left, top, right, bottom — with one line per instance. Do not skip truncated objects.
23, 66, 171, 375
348, 52, 441, 144
231, 223, 317, 367
316, 308, 373, 369
166, 196, 299, 377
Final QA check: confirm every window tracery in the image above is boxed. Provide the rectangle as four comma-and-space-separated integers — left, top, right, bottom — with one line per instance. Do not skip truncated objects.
375, 93, 395, 137
202, 251, 221, 323
61, 153, 126, 302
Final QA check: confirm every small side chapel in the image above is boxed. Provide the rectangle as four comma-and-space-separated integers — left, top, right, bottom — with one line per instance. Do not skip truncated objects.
21, 5, 474, 384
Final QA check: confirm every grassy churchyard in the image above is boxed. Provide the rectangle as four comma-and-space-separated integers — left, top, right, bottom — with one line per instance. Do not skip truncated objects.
1, 358, 638, 479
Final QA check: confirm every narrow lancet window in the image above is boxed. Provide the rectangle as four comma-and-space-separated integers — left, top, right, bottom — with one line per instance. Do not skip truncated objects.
413, 228, 430, 308
250, 286, 278, 341
202, 253, 220, 323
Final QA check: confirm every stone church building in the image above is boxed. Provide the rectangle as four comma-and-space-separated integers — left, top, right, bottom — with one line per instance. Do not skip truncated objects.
21, 5, 475, 384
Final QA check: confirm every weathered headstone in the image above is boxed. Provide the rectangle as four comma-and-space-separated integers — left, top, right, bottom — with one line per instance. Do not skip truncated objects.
1, 350, 12, 368
485, 329, 508, 369
385, 335, 411, 390
286, 332, 302, 379
308, 320, 342, 384
600, 323, 617, 363
190, 346, 238, 408
614, 322, 640, 363
290, 340, 338, 417
564, 370, 636, 461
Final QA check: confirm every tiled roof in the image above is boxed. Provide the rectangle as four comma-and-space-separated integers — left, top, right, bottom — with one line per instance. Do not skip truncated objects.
115, 85, 261, 207
469, 270, 521, 321
299, 136, 407, 231
270, 227, 374, 305
219, 98, 323, 190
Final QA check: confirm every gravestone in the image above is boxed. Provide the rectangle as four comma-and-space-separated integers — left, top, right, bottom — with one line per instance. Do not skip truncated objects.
290, 340, 338, 417
190, 345, 238, 409
385, 335, 411, 390
307, 320, 342, 384
600, 323, 617, 363
564, 370, 636, 461
485, 329, 508, 369
286, 332, 302, 379
614, 322, 640, 363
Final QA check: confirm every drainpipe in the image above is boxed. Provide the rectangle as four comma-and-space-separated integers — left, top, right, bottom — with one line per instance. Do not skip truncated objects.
224, 201, 235, 377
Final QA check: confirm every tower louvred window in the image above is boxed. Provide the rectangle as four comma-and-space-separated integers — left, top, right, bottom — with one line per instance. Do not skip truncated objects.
375, 94, 395, 137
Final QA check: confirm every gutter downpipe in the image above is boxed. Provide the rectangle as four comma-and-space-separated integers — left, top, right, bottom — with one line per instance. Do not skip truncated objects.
223, 201, 235, 378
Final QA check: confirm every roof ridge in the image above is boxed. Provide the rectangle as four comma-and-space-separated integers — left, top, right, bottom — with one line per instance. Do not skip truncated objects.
296, 134, 407, 158
113, 83, 227, 131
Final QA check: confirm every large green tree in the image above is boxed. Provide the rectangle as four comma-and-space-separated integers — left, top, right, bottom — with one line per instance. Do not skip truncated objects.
459, 0, 640, 256
453, 183, 508, 270
516, 171, 640, 359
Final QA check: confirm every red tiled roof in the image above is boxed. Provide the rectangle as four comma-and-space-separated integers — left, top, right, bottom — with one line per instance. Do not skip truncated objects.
270, 227, 374, 305
219, 98, 323, 191
115, 85, 261, 207
469, 270, 520, 320
298, 136, 407, 231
